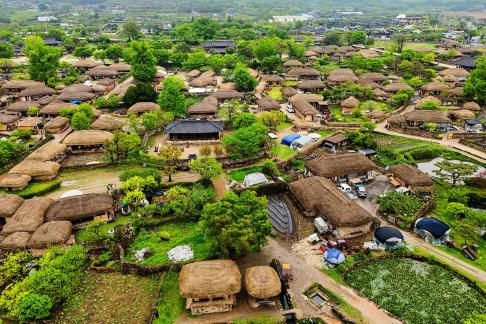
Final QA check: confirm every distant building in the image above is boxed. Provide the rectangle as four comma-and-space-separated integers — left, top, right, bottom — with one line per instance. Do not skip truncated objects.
37, 16, 57, 22
395, 14, 425, 26
272, 15, 310, 23
203, 40, 236, 54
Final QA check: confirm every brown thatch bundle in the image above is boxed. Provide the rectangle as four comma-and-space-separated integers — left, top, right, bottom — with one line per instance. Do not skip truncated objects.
219, 82, 236, 91
91, 114, 124, 130
62, 84, 93, 93
180, 260, 242, 298
6, 101, 40, 113
287, 68, 320, 77
2, 80, 44, 91
86, 67, 118, 78
17, 117, 43, 128
186, 69, 201, 78
244, 266, 281, 299
463, 102, 481, 111
2, 197, 53, 234
451, 109, 476, 120
9, 160, 60, 181
283, 59, 304, 67
40, 101, 78, 116
46, 193, 114, 222
57, 91, 96, 102
63, 130, 114, 146
72, 59, 99, 69
189, 75, 217, 87
373, 88, 389, 98
257, 97, 281, 110
292, 100, 319, 116
0, 174, 31, 190
383, 82, 413, 93
0, 232, 31, 250
18, 85, 56, 98
289, 176, 374, 226
0, 194, 24, 217
187, 102, 217, 114
306, 153, 376, 178
202, 96, 219, 106
44, 116, 69, 132
438, 68, 469, 78
28, 221, 72, 248
288, 93, 322, 103
297, 80, 325, 90
389, 164, 433, 187
265, 75, 284, 83
128, 102, 159, 114
109, 63, 131, 72
38, 95, 56, 106
211, 90, 244, 101
404, 110, 450, 123
359, 72, 387, 82
421, 81, 449, 92
341, 96, 359, 108
416, 96, 442, 109
26, 142, 66, 161
282, 87, 298, 97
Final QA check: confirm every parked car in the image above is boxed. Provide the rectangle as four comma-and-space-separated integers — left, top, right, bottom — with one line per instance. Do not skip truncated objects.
356, 186, 368, 198
338, 183, 352, 193
286, 105, 295, 113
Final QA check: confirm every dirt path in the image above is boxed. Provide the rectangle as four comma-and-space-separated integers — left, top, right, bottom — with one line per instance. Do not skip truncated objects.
252, 238, 402, 324
212, 174, 228, 200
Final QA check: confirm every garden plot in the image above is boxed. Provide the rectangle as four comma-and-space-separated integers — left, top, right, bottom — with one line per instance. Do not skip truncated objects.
346, 257, 486, 324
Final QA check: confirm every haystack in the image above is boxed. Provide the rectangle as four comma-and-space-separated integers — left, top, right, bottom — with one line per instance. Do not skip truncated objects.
244, 266, 281, 299
0, 232, 31, 250
2, 197, 53, 234
46, 193, 114, 222
0, 194, 24, 217
28, 221, 72, 248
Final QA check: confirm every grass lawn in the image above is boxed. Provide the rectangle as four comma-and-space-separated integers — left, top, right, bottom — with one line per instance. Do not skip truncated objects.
125, 221, 217, 265
316, 130, 333, 137
346, 257, 486, 324
271, 143, 295, 160
227, 165, 263, 182
153, 271, 185, 324
0, 180, 60, 198
55, 272, 159, 323
330, 107, 369, 123
374, 40, 437, 51
265, 87, 283, 100
276, 122, 292, 131
283, 80, 298, 87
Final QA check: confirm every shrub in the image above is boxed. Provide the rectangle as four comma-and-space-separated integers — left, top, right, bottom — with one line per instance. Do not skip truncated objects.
159, 231, 171, 241
10, 130, 32, 141
123, 82, 157, 107
262, 160, 281, 177
5, 181, 61, 199
17, 293, 52, 322
447, 187, 469, 204
213, 144, 225, 156
120, 168, 161, 184
407, 146, 442, 160
377, 191, 422, 225
199, 145, 211, 157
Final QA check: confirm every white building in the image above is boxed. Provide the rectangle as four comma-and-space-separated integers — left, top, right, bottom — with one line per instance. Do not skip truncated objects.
272, 15, 310, 23
37, 16, 58, 22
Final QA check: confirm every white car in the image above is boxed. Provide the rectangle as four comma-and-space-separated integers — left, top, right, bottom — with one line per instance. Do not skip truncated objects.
286, 105, 295, 113
338, 183, 352, 193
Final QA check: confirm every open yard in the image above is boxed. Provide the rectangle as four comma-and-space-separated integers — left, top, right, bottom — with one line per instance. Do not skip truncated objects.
374, 40, 437, 51
346, 257, 486, 324
54, 272, 159, 324
265, 87, 283, 100
227, 165, 263, 182
270, 143, 295, 160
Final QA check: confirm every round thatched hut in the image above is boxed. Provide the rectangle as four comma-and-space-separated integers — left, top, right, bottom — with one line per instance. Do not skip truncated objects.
341, 96, 359, 115
450, 109, 476, 120
128, 102, 160, 116
0, 174, 32, 191
244, 266, 281, 308
463, 102, 481, 111
282, 87, 298, 98
257, 97, 281, 111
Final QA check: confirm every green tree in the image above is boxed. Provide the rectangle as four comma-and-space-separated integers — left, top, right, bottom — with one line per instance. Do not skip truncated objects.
141, 109, 173, 133
258, 110, 285, 130
189, 157, 223, 180
232, 112, 257, 129
157, 76, 187, 118
464, 312, 486, 324
254, 38, 276, 61
181, 51, 207, 71
122, 20, 141, 41
94, 94, 119, 110
158, 145, 182, 182
199, 190, 271, 257
392, 34, 409, 53
349, 31, 367, 45
0, 43, 14, 58
128, 41, 156, 82
27, 107, 40, 116
105, 131, 142, 162
0, 139, 20, 166
70, 112, 91, 130
105, 44, 123, 62
17, 293, 52, 322
259, 55, 281, 74
232, 64, 258, 92
23, 36, 62, 83
73, 45, 93, 59
125, 189, 146, 206
436, 160, 478, 185
322, 31, 342, 46
221, 122, 268, 159
123, 82, 157, 106
464, 56, 486, 104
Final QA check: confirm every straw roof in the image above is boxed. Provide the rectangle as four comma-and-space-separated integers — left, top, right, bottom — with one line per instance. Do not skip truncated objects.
341, 96, 359, 108
10, 160, 60, 180
287, 68, 320, 77
98, 78, 116, 86
7, 101, 40, 113
186, 69, 201, 78
0, 232, 31, 250
288, 93, 322, 103
289, 176, 374, 226
0, 113, 19, 124
92, 84, 107, 93
46, 193, 114, 222
180, 260, 242, 298
28, 221, 72, 248
325, 132, 348, 144
359, 72, 387, 82
72, 59, 99, 69
357, 49, 380, 58
211, 90, 244, 100
44, 116, 69, 132
306, 153, 376, 178
2, 197, 53, 234
109, 63, 131, 72
201, 70, 216, 78
57, 91, 96, 102
297, 80, 325, 90
327, 74, 358, 83
38, 95, 56, 106
451, 109, 476, 120
463, 102, 481, 111
2, 80, 44, 90
257, 97, 281, 110
359, 79, 381, 89
373, 88, 389, 98
219, 82, 236, 91
383, 83, 413, 93
421, 82, 449, 92
403, 110, 451, 123
62, 84, 93, 93
244, 266, 281, 299
367, 110, 386, 119
128, 102, 159, 114
304, 50, 318, 57
17, 117, 43, 128
202, 96, 219, 106
282, 87, 298, 97
265, 75, 284, 83
447, 87, 464, 97
18, 85, 55, 97
438, 68, 470, 78
283, 59, 304, 67
189, 75, 217, 87
187, 102, 218, 114
91, 114, 124, 130
0, 174, 31, 189
0, 194, 24, 217
443, 74, 457, 82
247, 68, 259, 78
292, 100, 319, 116
26, 142, 66, 161
86, 67, 118, 77
63, 130, 114, 146
389, 164, 433, 187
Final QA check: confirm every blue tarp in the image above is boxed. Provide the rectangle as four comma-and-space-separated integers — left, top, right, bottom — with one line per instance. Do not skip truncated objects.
324, 248, 346, 265
415, 217, 450, 238
281, 134, 300, 146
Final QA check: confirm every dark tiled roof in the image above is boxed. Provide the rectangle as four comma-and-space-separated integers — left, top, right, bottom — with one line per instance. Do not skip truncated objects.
452, 56, 477, 69
165, 120, 224, 134
203, 40, 236, 48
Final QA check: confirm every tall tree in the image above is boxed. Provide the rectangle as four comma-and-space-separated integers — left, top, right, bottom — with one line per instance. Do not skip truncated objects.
0, 43, 14, 59
232, 64, 258, 92
158, 145, 182, 182
464, 56, 486, 104
122, 20, 141, 41
129, 41, 156, 83
157, 76, 187, 118
23, 36, 62, 83
189, 157, 223, 181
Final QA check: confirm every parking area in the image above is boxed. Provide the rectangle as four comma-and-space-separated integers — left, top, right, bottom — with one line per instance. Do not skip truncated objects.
352, 174, 395, 216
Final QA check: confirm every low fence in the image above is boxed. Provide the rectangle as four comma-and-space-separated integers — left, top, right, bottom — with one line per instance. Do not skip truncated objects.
387, 125, 443, 139
460, 139, 486, 153
452, 133, 486, 140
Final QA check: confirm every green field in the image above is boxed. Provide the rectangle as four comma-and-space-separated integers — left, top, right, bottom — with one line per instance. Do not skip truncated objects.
153, 271, 185, 324
374, 40, 437, 52
271, 143, 295, 160
227, 165, 263, 182
265, 86, 284, 100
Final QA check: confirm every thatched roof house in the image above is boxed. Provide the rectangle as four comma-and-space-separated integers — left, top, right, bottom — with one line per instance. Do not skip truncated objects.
438, 68, 469, 78
210, 90, 244, 101
288, 93, 322, 104
72, 59, 99, 69
282, 87, 298, 97
63, 130, 114, 152
0, 194, 24, 218
180, 259, 241, 315
189, 74, 217, 87
359, 72, 387, 82
17, 117, 43, 131
46, 193, 114, 223
327, 74, 359, 84
187, 102, 218, 115
26, 142, 66, 162
292, 100, 319, 121
257, 97, 281, 111
283, 59, 304, 67
86, 67, 118, 79
0, 113, 19, 131
389, 163, 433, 189
91, 114, 124, 130
421, 81, 449, 95
18, 85, 55, 100
6, 101, 40, 115
287, 68, 320, 80
403, 110, 451, 125
289, 177, 374, 238
306, 153, 377, 181
450, 109, 476, 120
341, 96, 359, 108
373, 88, 389, 99
28, 221, 72, 248
383, 82, 413, 93
128, 102, 159, 115
186, 69, 201, 79
359, 79, 381, 89
9, 160, 61, 181
2, 197, 53, 234
109, 63, 131, 72
44, 116, 69, 133
38, 95, 56, 106
202, 96, 219, 106
0, 174, 32, 191
297, 80, 325, 92
244, 266, 281, 300
2, 80, 44, 93
264, 75, 284, 86
62, 84, 93, 93
57, 91, 96, 102
463, 101, 481, 111
219, 82, 236, 91
0, 232, 31, 250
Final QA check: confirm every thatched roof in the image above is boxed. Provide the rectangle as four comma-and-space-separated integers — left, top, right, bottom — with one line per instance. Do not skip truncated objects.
211, 90, 244, 100
186, 69, 201, 78
447, 87, 464, 97
297, 80, 325, 90
341, 96, 359, 108
187, 102, 218, 114
389, 164, 433, 187
287, 68, 320, 77
0, 174, 31, 189
443, 74, 457, 82
337, 46, 355, 52
189, 74, 217, 87
327, 74, 358, 83
373, 88, 389, 98
292, 100, 319, 116
19, 85, 56, 97
304, 50, 318, 57
359, 72, 387, 82
289, 176, 374, 227
6, 101, 40, 113
0, 232, 31, 250
0, 194, 24, 217
325, 132, 348, 144
367, 110, 386, 119
403, 110, 451, 123
92, 84, 107, 93
288, 93, 322, 103
359, 79, 381, 89
63, 130, 114, 146
257, 97, 281, 111
57, 91, 96, 102
357, 49, 380, 58
383, 83, 413, 93
180, 260, 242, 298
17, 117, 43, 128
38, 95, 56, 106
98, 78, 116, 86
306, 153, 376, 178
44, 116, 69, 132
46, 193, 114, 222
72, 59, 99, 69
463, 102, 481, 111
265, 75, 284, 83
0, 113, 20, 124
62, 84, 93, 93
244, 266, 281, 299
438, 68, 469, 78
28, 221, 72, 248
451, 109, 476, 120
2, 80, 44, 90
86, 67, 118, 77
2, 197, 53, 234
10, 160, 60, 179
202, 96, 219, 106
26, 142, 66, 161
219, 82, 236, 91
283, 59, 304, 67
416, 96, 441, 109
91, 114, 124, 130
421, 82, 449, 92
128, 102, 159, 114
109, 63, 131, 72
275, 86, 293, 98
